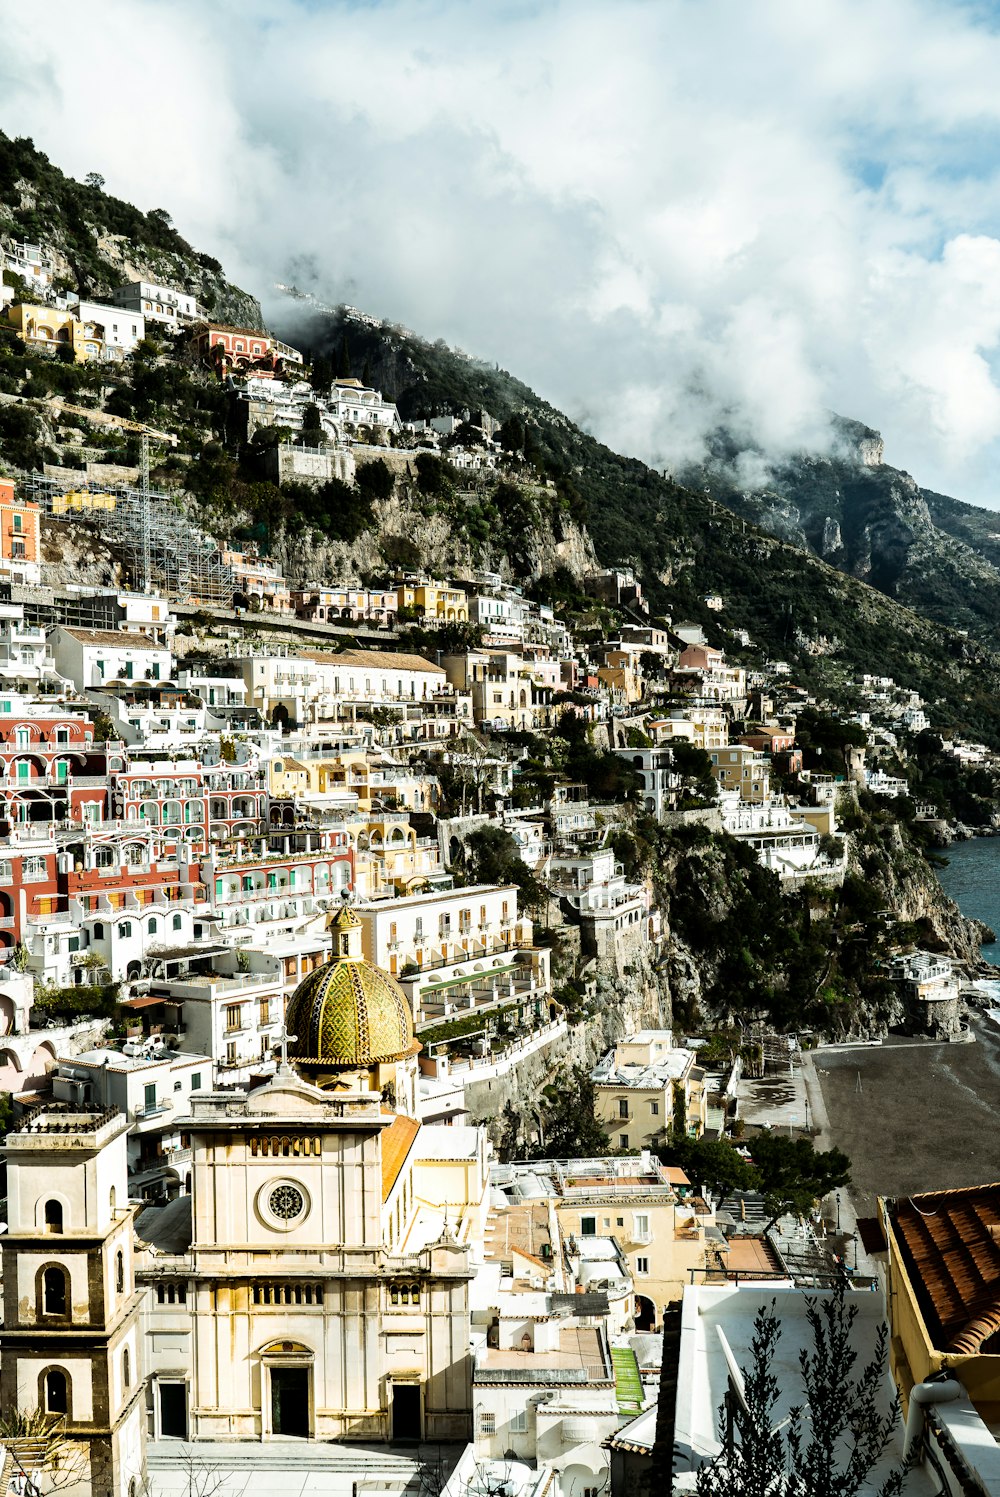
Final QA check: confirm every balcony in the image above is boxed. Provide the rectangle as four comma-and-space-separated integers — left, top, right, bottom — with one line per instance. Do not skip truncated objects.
132, 1100, 173, 1122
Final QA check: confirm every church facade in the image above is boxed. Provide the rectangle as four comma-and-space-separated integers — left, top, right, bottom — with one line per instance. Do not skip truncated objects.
1, 903, 485, 1484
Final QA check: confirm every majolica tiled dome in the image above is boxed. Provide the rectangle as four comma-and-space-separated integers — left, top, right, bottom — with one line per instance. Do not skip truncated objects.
286, 906, 420, 1069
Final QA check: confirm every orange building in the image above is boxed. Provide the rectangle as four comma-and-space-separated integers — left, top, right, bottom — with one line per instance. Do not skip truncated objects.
0, 480, 41, 584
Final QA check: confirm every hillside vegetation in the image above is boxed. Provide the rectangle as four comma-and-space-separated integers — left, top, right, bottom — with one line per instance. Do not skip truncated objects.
281, 301, 1000, 747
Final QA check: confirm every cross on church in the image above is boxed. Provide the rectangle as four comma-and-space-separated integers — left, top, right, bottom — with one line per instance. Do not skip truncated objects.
274, 1024, 298, 1068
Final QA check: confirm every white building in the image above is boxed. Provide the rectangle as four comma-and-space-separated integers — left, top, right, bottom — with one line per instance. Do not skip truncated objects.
48, 627, 175, 692
326, 377, 401, 430
72, 300, 146, 359
238, 648, 454, 727
107, 280, 199, 329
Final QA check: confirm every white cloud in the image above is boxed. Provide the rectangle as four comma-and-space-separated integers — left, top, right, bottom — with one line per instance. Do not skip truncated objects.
6, 0, 1000, 500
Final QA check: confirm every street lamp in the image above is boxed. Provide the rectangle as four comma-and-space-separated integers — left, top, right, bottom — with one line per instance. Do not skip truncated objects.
836, 1192, 841, 1233
852, 1232, 858, 1271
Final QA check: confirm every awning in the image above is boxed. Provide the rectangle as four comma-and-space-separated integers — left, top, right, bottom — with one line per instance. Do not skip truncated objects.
419, 962, 525, 993
121, 995, 170, 1010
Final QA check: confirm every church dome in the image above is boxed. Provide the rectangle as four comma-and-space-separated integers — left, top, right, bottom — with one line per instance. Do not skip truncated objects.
286, 906, 419, 1069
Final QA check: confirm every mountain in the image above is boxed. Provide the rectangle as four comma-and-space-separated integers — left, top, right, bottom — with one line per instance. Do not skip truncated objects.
694, 416, 1000, 651
278, 298, 1000, 746
0, 131, 261, 328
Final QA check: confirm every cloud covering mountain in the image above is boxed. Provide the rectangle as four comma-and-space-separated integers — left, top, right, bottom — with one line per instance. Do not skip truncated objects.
6, 0, 1000, 501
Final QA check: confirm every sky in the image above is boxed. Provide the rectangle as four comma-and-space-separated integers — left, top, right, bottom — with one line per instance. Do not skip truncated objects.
5, 0, 1000, 502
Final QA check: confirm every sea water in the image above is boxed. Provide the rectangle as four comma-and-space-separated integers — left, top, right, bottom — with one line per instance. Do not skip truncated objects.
935, 836, 1000, 967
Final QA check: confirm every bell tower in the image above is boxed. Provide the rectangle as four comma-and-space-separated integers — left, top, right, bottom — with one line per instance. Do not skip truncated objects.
0, 1104, 146, 1497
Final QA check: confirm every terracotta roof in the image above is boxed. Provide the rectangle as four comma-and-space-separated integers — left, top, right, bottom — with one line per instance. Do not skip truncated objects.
300, 648, 444, 675
663, 1166, 691, 1186
57, 627, 167, 649
381, 1114, 420, 1203
893, 1183, 1000, 1353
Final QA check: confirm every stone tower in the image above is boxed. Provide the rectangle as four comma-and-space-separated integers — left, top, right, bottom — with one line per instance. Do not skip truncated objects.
0, 1104, 146, 1497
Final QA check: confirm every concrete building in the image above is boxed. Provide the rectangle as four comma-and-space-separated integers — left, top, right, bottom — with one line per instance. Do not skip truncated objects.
48, 627, 174, 692
0, 483, 41, 585
107, 280, 199, 329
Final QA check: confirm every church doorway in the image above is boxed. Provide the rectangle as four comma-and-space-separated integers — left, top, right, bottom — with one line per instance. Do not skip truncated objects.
159, 1382, 188, 1440
271, 1367, 309, 1437
391, 1382, 422, 1442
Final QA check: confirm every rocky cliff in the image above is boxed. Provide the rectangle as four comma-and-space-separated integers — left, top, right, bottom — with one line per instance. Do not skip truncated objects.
700, 415, 1000, 651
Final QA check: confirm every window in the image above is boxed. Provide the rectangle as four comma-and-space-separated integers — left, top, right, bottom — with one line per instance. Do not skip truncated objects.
636, 1256, 650, 1275
634, 1213, 650, 1238
510, 1409, 527, 1433
479, 1412, 496, 1436
93, 922, 105, 939
226, 1005, 243, 1032
147, 917, 157, 935
191, 1073, 202, 1091
259, 999, 271, 1027
123, 1347, 131, 1388
116, 1250, 124, 1293
172, 913, 182, 930
143, 1083, 156, 1112
650, 1101, 659, 1116
619, 1134, 628, 1150
618, 1098, 629, 1119
580, 1215, 596, 1235
44, 1369, 68, 1415
13, 514, 21, 533
616, 1217, 624, 1227
43, 1267, 66, 1315
44, 1199, 63, 1233
118, 921, 132, 938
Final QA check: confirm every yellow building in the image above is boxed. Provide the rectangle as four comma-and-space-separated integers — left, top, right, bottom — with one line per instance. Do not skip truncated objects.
395, 581, 468, 623
5, 302, 88, 360
882, 1184, 1000, 1426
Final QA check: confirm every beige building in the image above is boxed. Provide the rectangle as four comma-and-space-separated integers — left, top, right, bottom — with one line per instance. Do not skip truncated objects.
1, 1106, 146, 1497
135, 905, 487, 1446
495, 1152, 712, 1334
591, 1031, 707, 1152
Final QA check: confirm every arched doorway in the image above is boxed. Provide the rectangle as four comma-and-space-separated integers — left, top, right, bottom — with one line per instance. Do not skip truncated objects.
634, 1294, 656, 1332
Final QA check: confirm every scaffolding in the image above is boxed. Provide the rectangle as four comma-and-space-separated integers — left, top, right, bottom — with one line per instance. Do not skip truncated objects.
23, 461, 236, 605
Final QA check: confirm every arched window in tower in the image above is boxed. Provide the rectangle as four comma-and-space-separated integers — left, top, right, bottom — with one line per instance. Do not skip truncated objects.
123, 1347, 131, 1389
44, 1199, 63, 1234
44, 1369, 68, 1415
116, 1249, 125, 1294
109, 1185, 117, 1214
43, 1267, 66, 1316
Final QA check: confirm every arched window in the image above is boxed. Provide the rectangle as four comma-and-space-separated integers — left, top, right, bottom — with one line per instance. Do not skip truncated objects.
43, 1267, 66, 1315
94, 845, 114, 868
172, 913, 182, 931
93, 922, 105, 940
390, 1286, 399, 1305
410, 1284, 421, 1305
122, 1347, 130, 1389
44, 1200, 63, 1234
44, 1369, 68, 1415
116, 1249, 124, 1294
147, 917, 157, 935
109, 1185, 117, 1214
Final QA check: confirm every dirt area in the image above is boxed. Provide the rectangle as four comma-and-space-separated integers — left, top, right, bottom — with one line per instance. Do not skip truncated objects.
811, 1021, 1000, 1215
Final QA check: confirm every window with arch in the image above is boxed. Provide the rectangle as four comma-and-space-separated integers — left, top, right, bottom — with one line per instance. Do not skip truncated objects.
93, 922, 105, 940
44, 1369, 68, 1416
147, 917, 157, 935
109, 1185, 117, 1214
116, 1249, 124, 1294
172, 913, 182, 930
43, 1266, 66, 1316
44, 1199, 63, 1234
122, 1347, 130, 1389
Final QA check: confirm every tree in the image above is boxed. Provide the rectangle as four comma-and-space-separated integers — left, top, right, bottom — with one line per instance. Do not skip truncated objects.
751, 1134, 851, 1230
662, 1135, 759, 1196
697, 1283, 907, 1497
84, 171, 105, 190
464, 824, 546, 912
532, 1065, 610, 1159
301, 402, 322, 437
